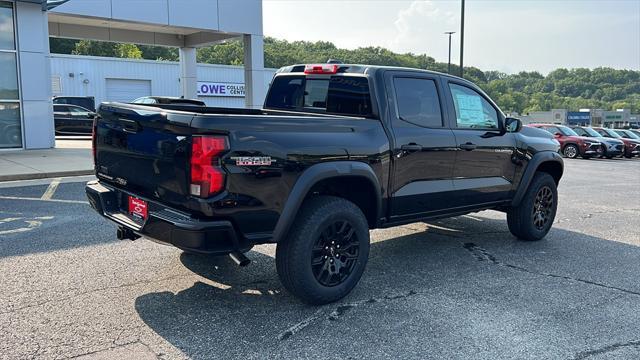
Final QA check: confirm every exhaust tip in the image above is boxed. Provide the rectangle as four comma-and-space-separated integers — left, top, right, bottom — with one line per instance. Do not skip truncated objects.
229, 252, 251, 267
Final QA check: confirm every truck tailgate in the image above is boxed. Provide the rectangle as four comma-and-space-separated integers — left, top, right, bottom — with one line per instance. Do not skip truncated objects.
95, 103, 195, 206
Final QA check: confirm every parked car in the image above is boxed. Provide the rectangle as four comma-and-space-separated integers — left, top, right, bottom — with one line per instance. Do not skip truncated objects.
54, 104, 96, 135
593, 127, 640, 158
53, 96, 96, 112
527, 124, 601, 159
131, 96, 206, 107
87, 63, 563, 304
570, 126, 625, 159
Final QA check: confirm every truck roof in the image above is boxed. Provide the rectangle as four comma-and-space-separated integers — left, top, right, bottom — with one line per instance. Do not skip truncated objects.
277, 63, 467, 82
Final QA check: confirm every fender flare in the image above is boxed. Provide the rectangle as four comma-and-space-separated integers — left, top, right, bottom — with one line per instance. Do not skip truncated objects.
271, 161, 382, 243
511, 151, 563, 207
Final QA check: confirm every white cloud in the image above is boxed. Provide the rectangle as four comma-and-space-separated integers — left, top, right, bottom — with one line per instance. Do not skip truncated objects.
391, 1, 457, 56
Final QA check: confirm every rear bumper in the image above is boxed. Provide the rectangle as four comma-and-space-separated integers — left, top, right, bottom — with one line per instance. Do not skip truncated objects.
85, 180, 247, 254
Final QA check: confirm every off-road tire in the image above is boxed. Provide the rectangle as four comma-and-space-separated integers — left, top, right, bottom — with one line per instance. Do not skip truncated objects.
507, 172, 558, 241
276, 196, 370, 305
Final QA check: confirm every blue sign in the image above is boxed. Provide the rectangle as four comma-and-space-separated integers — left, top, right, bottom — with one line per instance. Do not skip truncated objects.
566, 112, 591, 125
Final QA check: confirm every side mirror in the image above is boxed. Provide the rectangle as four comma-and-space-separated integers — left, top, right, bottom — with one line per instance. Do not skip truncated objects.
504, 117, 522, 133
87, 112, 96, 119
554, 132, 562, 137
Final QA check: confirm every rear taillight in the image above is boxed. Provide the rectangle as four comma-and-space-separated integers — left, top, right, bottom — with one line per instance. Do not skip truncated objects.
304, 64, 339, 74
190, 135, 228, 198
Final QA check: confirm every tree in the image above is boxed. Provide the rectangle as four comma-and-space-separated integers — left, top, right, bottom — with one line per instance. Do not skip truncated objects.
49, 37, 640, 113
114, 43, 143, 59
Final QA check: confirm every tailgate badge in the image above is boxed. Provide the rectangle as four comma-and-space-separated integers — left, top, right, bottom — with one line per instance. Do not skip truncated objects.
231, 156, 273, 166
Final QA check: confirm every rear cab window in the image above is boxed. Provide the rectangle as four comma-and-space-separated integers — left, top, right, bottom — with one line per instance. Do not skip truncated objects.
264, 75, 373, 117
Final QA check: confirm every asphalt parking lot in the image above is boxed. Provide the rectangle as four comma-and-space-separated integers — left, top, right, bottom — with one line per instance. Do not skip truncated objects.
0, 158, 639, 360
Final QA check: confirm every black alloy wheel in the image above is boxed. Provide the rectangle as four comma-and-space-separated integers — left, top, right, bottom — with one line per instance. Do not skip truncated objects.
311, 220, 360, 287
532, 186, 554, 230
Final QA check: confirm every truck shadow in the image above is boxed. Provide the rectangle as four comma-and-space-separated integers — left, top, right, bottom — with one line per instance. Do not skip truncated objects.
134, 215, 640, 359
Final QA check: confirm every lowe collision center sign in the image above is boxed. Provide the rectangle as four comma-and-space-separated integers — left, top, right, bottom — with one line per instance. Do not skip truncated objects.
197, 81, 245, 97
566, 111, 591, 125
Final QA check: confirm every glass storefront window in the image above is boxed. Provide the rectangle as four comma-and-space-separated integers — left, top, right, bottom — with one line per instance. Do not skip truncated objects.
0, 2, 15, 50
0, 2, 21, 148
0, 52, 18, 99
0, 102, 21, 148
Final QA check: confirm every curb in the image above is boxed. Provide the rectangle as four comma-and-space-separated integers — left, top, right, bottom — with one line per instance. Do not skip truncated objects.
0, 170, 94, 182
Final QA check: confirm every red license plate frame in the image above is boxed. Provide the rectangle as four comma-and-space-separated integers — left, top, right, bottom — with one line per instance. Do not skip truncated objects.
128, 196, 148, 221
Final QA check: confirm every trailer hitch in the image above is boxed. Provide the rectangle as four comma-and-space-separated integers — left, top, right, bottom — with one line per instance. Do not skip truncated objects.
117, 226, 140, 241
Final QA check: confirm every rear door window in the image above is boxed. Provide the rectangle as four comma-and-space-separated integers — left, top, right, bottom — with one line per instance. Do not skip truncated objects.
265, 75, 373, 117
393, 78, 443, 128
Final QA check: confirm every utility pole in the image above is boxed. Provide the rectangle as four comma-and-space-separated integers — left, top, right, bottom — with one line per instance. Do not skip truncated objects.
444, 31, 455, 74
459, 0, 465, 78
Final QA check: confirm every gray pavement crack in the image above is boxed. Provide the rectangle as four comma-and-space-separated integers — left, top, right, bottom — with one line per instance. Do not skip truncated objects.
463, 242, 640, 297
572, 340, 640, 359
278, 289, 418, 341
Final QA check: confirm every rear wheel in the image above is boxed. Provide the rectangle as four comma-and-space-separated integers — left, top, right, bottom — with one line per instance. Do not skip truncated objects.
507, 172, 558, 241
276, 196, 370, 305
563, 144, 579, 159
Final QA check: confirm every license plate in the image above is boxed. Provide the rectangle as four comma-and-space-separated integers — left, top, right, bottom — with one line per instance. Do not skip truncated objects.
128, 196, 148, 221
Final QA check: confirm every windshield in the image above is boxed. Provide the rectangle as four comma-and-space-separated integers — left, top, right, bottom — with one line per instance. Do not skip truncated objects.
601, 128, 622, 138
620, 130, 640, 139
558, 126, 578, 136
579, 127, 602, 137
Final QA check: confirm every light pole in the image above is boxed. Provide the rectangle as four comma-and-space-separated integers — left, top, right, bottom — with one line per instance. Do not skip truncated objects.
444, 31, 455, 74
459, 0, 465, 78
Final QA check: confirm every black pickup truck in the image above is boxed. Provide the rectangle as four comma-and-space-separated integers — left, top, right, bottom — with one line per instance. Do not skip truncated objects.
86, 63, 563, 304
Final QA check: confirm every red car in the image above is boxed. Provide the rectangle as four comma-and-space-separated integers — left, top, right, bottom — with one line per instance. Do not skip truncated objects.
594, 127, 640, 158
527, 124, 602, 159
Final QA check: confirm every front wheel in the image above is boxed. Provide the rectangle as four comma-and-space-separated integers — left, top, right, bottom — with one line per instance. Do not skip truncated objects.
507, 172, 558, 241
276, 196, 370, 305
563, 144, 579, 159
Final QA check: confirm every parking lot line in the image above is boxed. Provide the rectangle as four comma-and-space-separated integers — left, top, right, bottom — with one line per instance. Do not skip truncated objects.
0, 195, 88, 205
41, 178, 62, 200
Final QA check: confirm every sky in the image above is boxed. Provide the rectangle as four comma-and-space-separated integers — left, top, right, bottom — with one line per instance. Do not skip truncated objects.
263, 0, 640, 74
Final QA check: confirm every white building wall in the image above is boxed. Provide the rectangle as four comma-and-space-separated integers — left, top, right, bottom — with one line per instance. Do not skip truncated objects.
50, 54, 276, 108
15, 1, 54, 150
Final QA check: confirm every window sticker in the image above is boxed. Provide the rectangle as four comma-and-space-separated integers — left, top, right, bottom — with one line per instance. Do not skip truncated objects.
455, 94, 484, 126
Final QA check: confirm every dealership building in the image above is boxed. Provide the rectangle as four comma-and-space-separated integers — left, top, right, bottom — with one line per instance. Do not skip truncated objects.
50, 54, 275, 108
1, 0, 268, 150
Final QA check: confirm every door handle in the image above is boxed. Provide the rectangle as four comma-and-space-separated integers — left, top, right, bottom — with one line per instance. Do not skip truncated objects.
401, 143, 423, 152
117, 118, 141, 133
459, 142, 477, 151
